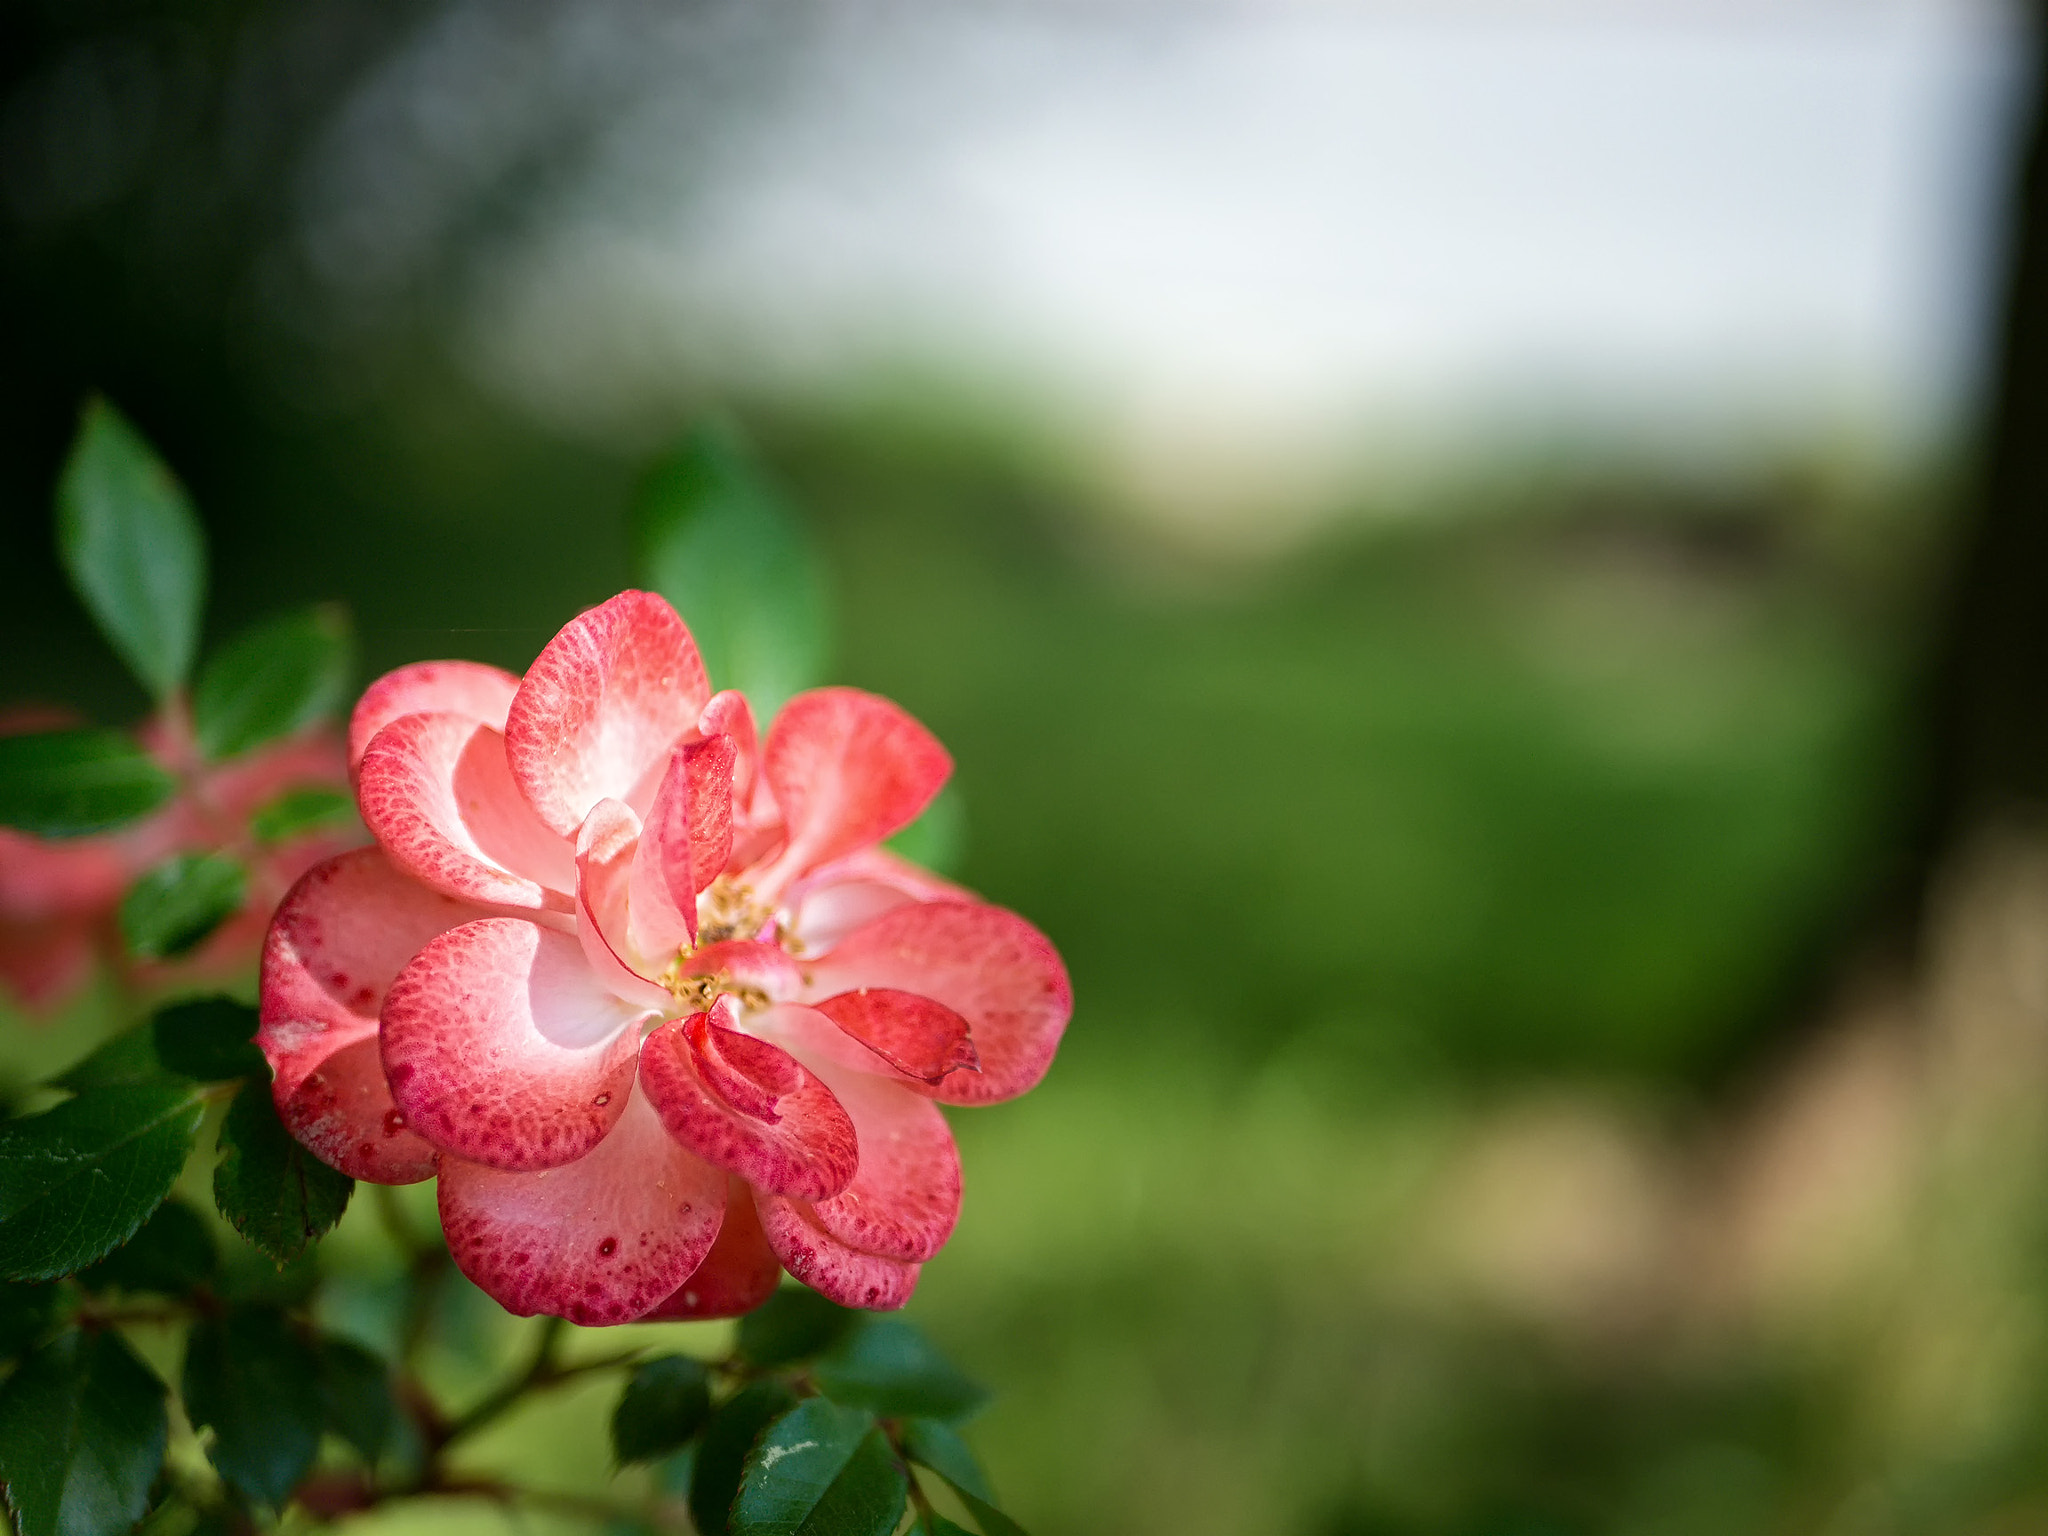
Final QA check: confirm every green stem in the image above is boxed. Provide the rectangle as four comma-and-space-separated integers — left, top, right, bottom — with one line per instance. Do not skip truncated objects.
439, 1314, 567, 1445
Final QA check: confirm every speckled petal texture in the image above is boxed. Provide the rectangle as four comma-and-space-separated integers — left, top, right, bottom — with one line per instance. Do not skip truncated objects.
757, 1192, 921, 1310
348, 659, 520, 775
504, 591, 710, 835
792, 1054, 961, 1262
260, 848, 481, 1181
380, 918, 645, 1172
760, 688, 951, 889
358, 713, 573, 909
806, 900, 1071, 1105
639, 1013, 859, 1200
438, 1084, 726, 1326
638, 1180, 784, 1321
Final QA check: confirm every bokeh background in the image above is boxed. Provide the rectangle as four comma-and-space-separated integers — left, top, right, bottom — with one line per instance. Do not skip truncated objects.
7, 2, 2048, 1532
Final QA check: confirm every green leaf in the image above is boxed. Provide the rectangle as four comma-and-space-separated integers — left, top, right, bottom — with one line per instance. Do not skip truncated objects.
0, 1328, 167, 1536
119, 854, 246, 960
690, 1379, 798, 1536
191, 605, 353, 762
0, 1281, 60, 1357
813, 1319, 988, 1421
316, 1335, 396, 1465
731, 1398, 906, 1536
949, 1488, 1027, 1536
901, 1419, 992, 1504
611, 1354, 712, 1465
884, 782, 966, 878
152, 997, 264, 1081
56, 398, 207, 702
50, 1027, 171, 1094
182, 1307, 323, 1507
737, 1285, 860, 1368
633, 420, 832, 718
914, 1517, 975, 1536
213, 1082, 352, 1265
0, 1081, 206, 1281
77, 1198, 215, 1294
0, 729, 176, 839
248, 785, 355, 846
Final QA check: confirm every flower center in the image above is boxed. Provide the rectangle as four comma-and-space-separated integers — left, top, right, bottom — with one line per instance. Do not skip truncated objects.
695, 875, 774, 945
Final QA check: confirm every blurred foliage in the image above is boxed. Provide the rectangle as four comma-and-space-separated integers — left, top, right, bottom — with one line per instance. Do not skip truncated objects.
2, 3, 2032, 1534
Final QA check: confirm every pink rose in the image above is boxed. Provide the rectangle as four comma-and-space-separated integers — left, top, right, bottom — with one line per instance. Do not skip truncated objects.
258, 591, 1070, 1324
0, 707, 355, 1012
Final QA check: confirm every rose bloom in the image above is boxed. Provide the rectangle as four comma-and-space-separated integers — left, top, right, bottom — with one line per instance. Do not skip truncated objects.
0, 707, 355, 1013
257, 591, 1069, 1324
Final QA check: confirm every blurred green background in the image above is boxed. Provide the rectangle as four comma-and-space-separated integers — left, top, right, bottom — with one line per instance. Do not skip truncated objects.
7, 3, 2048, 1533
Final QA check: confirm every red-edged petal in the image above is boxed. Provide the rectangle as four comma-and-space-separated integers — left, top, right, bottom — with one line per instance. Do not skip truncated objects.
279, 1035, 439, 1185
785, 847, 973, 953
756, 1193, 920, 1311
638, 1001, 858, 1200
258, 848, 476, 1183
380, 918, 645, 1171
437, 1082, 726, 1326
349, 660, 520, 776
504, 591, 710, 836
574, 800, 669, 1009
785, 1053, 961, 1262
359, 713, 575, 909
758, 688, 951, 892
805, 900, 1069, 1105
812, 989, 978, 1084
699, 691, 760, 809
627, 735, 736, 957
681, 940, 803, 1002
636, 1178, 783, 1321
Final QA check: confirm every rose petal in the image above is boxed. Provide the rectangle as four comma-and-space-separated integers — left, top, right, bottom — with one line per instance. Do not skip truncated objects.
258, 848, 480, 1182
638, 1001, 858, 1200
349, 660, 521, 775
805, 900, 1070, 1105
699, 691, 760, 809
811, 989, 978, 1084
758, 688, 951, 893
380, 918, 645, 1171
359, 713, 575, 909
279, 1035, 439, 1185
627, 735, 736, 957
437, 1082, 726, 1326
574, 799, 669, 1009
636, 1178, 783, 1321
0, 828, 135, 918
756, 1193, 920, 1311
782, 1051, 961, 1262
504, 591, 710, 836
785, 846, 974, 953
0, 915, 97, 1014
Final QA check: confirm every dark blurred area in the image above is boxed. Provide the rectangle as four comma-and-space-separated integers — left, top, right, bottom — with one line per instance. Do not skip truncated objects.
7, 2, 2048, 1532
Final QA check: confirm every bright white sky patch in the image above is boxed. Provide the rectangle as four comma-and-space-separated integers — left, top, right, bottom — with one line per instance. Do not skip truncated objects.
302, 0, 2029, 522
